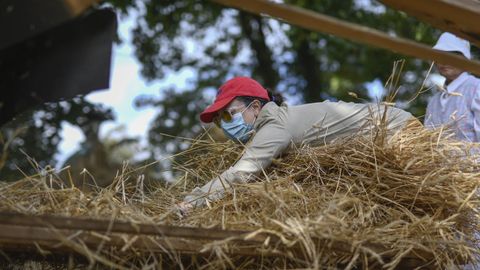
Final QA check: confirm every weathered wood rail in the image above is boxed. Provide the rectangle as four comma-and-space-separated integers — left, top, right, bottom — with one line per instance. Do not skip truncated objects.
0, 212, 446, 269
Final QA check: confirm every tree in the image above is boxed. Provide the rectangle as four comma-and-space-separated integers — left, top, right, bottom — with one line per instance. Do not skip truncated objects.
0, 97, 114, 181
107, 0, 440, 158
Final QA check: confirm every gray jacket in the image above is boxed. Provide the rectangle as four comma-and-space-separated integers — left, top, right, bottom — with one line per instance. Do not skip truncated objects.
184, 101, 413, 206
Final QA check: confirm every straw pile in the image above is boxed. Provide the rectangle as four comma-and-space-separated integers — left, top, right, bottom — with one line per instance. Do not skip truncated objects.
1, 119, 480, 269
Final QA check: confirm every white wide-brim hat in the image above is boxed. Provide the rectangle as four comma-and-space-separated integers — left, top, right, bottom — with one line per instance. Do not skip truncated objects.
433, 32, 471, 60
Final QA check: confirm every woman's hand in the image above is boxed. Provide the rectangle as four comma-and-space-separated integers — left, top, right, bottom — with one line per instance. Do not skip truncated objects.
176, 201, 193, 218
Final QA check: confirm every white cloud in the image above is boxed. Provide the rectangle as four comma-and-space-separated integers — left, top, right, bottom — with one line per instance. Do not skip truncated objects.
87, 67, 135, 110
56, 122, 84, 168
57, 12, 196, 165
126, 109, 156, 138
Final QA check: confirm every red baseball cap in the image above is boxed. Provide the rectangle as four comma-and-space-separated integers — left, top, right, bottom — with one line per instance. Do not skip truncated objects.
200, 77, 270, 123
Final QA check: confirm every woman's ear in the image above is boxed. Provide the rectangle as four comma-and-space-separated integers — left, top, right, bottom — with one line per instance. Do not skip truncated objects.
252, 100, 262, 116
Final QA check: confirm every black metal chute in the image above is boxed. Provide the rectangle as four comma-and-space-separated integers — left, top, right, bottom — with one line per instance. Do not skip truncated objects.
0, 1, 117, 126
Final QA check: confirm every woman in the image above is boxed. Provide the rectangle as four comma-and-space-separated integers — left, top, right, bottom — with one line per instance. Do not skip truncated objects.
178, 77, 417, 213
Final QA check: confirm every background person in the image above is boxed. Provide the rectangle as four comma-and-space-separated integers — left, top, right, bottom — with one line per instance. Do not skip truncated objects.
425, 32, 480, 142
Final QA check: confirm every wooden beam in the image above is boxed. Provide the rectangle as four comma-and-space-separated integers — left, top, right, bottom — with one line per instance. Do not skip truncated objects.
0, 224, 265, 257
64, 0, 102, 16
211, 0, 480, 76
0, 212, 261, 242
0, 223, 439, 268
380, 0, 480, 48
0, 212, 438, 265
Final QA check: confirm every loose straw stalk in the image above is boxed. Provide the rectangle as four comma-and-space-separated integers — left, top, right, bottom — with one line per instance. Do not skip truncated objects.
1, 117, 479, 269
1, 61, 479, 269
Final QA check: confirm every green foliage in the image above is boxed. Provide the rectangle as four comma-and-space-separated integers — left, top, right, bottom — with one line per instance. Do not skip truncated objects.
0, 97, 114, 181
285, 0, 440, 115
135, 87, 210, 154
0, 1, 446, 181
106, 0, 440, 156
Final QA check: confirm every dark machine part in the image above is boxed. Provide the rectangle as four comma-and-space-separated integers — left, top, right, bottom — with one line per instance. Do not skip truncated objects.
0, 1, 117, 126
0, 0, 80, 50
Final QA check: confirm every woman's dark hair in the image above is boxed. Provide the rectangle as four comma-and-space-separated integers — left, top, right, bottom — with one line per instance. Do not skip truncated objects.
237, 89, 284, 107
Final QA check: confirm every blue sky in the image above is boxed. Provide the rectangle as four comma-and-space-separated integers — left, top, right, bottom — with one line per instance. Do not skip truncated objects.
55, 8, 443, 166
56, 14, 195, 165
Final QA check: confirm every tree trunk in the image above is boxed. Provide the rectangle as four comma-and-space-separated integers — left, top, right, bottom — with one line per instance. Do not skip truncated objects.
296, 37, 324, 102
238, 12, 279, 90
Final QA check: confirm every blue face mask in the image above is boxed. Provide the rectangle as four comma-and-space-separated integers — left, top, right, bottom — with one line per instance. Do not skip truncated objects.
220, 104, 255, 143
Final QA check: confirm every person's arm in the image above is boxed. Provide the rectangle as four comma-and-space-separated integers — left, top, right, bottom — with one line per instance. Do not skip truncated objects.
424, 96, 436, 127
471, 84, 480, 142
183, 123, 292, 207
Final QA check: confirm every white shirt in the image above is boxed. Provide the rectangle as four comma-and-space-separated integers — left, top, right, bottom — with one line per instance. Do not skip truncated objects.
425, 72, 480, 142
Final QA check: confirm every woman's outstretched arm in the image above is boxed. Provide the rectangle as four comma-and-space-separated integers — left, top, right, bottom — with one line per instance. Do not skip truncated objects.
183, 123, 292, 207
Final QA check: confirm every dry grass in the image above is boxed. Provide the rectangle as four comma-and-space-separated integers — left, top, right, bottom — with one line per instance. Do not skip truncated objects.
1, 117, 479, 269
1, 60, 479, 269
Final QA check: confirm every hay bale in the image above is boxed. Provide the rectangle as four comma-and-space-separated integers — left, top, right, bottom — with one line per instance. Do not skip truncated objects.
0, 122, 479, 269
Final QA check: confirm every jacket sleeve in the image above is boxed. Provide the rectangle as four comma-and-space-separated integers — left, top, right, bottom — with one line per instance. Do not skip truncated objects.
424, 100, 433, 127
471, 84, 480, 142
184, 122, 292, 207
424, 91, 440, 128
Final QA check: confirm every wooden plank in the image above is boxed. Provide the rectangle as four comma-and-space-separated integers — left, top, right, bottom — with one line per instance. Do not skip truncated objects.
0, 213, 439, 264
380, 0, 480, 48
0, 223, 440, 268
0, 224, 267, 257
211, 0, 480, 76
0, 212, 261, 242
